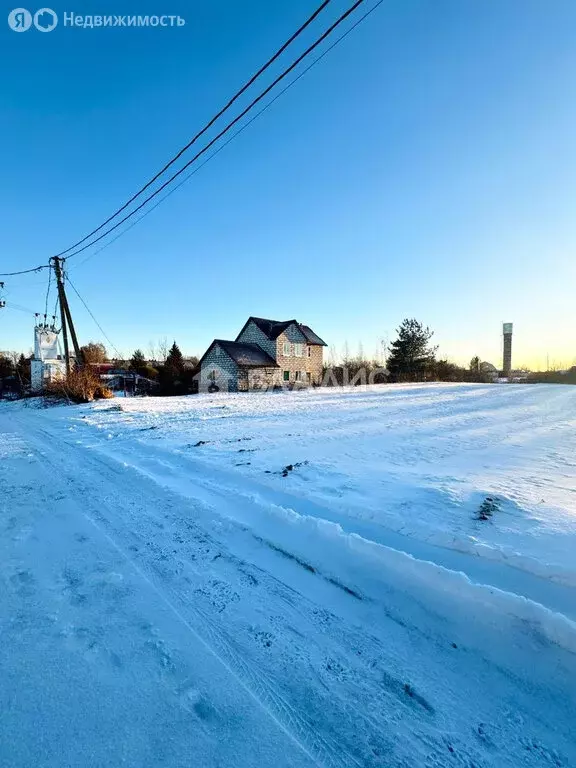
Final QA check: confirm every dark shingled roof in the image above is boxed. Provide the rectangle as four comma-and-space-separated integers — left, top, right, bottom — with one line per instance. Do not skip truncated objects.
214, 340, 279, 368
249, 317, 297, 340
245, 317, 327, 346
298, 324, 327, 347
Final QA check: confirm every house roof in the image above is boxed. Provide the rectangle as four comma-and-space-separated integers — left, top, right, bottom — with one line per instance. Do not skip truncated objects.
205, 340, 279, 368
298, 324, 327, 347
248, 317, 297, 340
242, 317, 327, 346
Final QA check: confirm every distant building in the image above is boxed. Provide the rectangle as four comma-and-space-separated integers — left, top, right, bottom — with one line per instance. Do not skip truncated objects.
198, 316, 327, 393
479, 362, 498, 382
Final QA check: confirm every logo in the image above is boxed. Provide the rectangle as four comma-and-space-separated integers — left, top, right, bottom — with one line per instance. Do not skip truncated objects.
8, 7, 32, 30
8, 7, 58, 31
34, 7, 57, 30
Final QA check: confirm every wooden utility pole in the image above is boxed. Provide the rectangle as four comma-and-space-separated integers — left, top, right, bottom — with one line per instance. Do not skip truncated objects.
52, 258, 70, 374
51, 257, 82, 374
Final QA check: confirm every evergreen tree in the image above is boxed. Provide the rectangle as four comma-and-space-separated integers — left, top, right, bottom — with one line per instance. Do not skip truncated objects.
387, 319, 437, 381
165, 342, 184, 374
130, 349, 147, 376
157, 342, 185, 395
469, 356, 480, 372
16, 354, 31, 384
0, 355, 14, 379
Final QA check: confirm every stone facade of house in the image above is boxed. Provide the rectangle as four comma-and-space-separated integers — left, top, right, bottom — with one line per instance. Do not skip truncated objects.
198, 343, 239, 392
235, 320, 277, 359
274, 328, 322, 386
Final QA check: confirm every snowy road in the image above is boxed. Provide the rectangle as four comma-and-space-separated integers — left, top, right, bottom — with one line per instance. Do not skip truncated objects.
1, 387, 576, 767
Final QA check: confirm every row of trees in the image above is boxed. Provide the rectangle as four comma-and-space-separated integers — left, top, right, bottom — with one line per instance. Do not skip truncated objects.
79, 337, 174, 365
386, 319, 495, 382
77, 341, 200, 396
323, 319, 493, 385
128, 342, 199, 395
0, 353, 32, 393
527, 368, 576, 385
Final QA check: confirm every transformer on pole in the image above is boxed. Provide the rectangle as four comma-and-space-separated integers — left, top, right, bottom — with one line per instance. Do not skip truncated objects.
30, 321, 66, 392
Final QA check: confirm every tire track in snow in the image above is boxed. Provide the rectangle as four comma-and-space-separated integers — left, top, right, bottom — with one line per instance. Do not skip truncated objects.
25, 422, 368, 768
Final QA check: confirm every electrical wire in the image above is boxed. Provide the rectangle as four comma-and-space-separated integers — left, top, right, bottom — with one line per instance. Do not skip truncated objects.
53, 0, 334, 258
44, 267, 52, 317
70, 0, 384, 270
0, 265, 49, 277
63, 0, 368, 261
4, 301, 38, 315
65, 275, 122, 359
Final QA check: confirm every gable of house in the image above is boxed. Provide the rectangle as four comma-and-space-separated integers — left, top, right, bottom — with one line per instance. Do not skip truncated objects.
198, 342, 239, 391
235, 319, 277, 359
239, 317, 297, 340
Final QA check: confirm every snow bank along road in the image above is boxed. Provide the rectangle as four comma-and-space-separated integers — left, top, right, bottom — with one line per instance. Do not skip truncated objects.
1, 383, 575, 767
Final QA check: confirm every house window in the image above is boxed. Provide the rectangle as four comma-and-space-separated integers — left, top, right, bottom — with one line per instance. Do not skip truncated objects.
294, 343, 304, 358
295, 371, 305, 382
307, 346, 312, 358
283, 370, 290, 381
283, 341, 291, 356
208, 369, 217, 381
307, 372, 312, 382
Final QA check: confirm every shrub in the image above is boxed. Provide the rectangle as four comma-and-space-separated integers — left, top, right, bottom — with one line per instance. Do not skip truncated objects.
80, 342, 108, 364
93, 384, 114, 400
527, 369, 576, 385
44, 367, 113, 404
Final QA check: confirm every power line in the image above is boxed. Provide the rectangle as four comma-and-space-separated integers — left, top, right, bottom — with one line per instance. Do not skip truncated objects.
0, 265, 49, 277
4, 301, 37, 315
70, 0, 384, 270
54, 0, 334, 258
65, 275, 122, 359
63, 0, 368, 262
44, 267, 52, 317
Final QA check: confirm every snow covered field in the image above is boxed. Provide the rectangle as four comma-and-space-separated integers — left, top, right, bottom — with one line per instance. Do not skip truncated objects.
82, 383, 576, 591
1, 383, 575, 767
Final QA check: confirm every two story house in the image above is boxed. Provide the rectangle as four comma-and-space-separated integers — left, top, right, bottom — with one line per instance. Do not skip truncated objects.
198, 316, 327, 392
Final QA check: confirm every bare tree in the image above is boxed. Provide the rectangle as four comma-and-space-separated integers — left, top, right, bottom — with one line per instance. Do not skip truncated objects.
158, 336, 169, 363
342, 341, 351, 365
383, 337, 390, 364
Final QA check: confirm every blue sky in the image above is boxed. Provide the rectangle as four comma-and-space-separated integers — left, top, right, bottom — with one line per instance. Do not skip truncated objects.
1, 0, 575, 368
